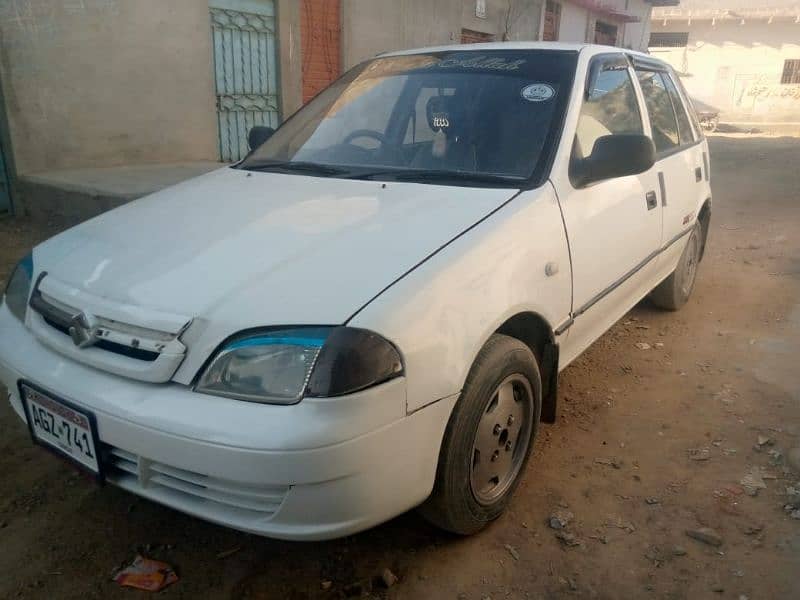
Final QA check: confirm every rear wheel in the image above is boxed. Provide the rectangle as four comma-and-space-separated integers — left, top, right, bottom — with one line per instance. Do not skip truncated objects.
419, 334, 541, 535
650, 222, 702, 311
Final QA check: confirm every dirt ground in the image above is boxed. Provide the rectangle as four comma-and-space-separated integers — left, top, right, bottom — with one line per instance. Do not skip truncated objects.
1, 135, 799, 599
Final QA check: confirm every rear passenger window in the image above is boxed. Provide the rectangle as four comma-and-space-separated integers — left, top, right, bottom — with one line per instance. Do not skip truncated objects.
636, 71, 680, 153
575, 65, 643, 159
663, 73, 695, 145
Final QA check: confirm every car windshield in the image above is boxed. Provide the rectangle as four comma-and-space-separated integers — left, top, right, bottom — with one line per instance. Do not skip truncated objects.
238, 50, 577, 186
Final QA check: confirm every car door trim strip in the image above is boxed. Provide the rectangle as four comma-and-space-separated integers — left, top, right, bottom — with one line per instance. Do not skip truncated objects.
572, 226, 694, 319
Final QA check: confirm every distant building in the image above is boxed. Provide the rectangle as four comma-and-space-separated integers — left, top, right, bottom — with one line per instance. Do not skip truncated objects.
649, 1, 800, 130
0, 0, 663, 217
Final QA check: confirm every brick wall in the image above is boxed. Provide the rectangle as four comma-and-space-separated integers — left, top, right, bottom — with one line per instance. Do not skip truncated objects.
300, 0, 341, 103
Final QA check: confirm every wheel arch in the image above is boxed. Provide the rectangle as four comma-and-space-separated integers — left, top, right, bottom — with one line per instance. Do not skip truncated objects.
493, 311, 559, 423
698, 197, 712, 261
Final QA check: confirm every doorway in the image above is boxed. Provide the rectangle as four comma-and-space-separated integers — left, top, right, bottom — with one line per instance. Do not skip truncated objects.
210, 0, 280, 162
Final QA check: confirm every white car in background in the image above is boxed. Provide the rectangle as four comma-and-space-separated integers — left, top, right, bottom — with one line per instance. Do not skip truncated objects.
0, 43, 711, 540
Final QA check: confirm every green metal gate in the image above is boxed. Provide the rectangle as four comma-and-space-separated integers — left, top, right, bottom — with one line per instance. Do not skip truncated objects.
210, 0, 280, 162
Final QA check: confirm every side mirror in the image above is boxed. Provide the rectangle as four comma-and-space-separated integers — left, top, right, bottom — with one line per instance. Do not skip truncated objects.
570, 134, 656, 188
247, 126, 275, 150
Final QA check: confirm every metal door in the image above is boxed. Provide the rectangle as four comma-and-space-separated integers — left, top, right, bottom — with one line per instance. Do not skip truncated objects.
210, 0, 279, 162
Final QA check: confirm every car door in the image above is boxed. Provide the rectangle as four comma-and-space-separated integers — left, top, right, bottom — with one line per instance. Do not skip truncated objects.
551, 53, 663, 367
633, 63, 706, 270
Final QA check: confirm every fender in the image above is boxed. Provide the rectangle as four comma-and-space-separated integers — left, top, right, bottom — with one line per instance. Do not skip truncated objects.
350, 185, 572, 414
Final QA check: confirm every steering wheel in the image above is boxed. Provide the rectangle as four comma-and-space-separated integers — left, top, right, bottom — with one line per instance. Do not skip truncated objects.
342, 129, 389, 147
340, 129, 402, 163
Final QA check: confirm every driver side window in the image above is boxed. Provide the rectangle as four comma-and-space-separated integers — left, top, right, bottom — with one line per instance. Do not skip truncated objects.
575, 63, 643, 159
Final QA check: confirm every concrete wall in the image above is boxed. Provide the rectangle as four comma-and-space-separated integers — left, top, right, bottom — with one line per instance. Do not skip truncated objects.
559, 1, 589, 43
0, 0, 219, 175
542, 0, 652, 50
341, 0, 545, 70
649, 20, 800, 124
277, 0, 303, 117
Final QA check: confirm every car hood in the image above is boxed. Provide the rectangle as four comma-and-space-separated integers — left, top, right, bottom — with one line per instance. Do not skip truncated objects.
34, 167, 516, 331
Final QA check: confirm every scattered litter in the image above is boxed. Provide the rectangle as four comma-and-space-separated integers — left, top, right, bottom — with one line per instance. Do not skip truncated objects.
743, 524, 763, 536
644, 546, 663, 566
688, 448, 711, 461
740, 467, 768, 496
635, 342, 651, 350
787, 447, 800, 472
605, 517, 636, 533
686, 527, 723, 547
595, 457, 623, 469
554, 530, 581, 547
768, 449, 783, 466
645, 497, 660, 505
548, 509, 574, 530
711, 583, 725, 593
504, 544, 520, 561
113, 555, 178, 592
215, 547, 241, 560
381, 568, 398, 588
757, 435, 773, 447
567, 578, 578, 591
671, 545, 687, 556
654, 342, 664, 349
321, 580, 333, 591
791, 510, 800, 520
588, 534, 608, 544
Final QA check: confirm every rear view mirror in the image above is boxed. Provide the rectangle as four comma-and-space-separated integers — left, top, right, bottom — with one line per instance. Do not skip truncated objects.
247, 126, 275, 150
570, 134, 656, 188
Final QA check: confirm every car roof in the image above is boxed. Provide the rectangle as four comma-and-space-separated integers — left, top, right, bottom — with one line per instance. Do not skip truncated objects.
380, 41, 661, 65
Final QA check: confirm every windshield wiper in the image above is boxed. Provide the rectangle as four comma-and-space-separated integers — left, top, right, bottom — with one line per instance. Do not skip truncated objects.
349, 169, 523, 186
239, 161, 352, 177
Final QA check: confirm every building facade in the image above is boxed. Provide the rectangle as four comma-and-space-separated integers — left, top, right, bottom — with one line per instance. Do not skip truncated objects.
649, 1, 800, 128
0, 0, 662, 215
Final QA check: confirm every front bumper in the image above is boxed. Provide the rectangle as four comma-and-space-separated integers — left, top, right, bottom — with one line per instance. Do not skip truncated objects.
0, 304, 456, 540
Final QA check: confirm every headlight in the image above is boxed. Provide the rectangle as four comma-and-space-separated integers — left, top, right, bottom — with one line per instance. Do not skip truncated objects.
3, 253, 33, 323
195, 326, 403, 404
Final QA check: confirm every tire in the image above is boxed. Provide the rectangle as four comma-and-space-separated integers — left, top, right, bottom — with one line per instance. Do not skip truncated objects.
649, 222, 702, 311
419, 334, 541, 535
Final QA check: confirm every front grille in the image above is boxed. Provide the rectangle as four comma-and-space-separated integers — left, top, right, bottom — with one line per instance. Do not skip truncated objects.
27, 273, 190, 383
42, 316, 159, 362
104, 446, 288, 518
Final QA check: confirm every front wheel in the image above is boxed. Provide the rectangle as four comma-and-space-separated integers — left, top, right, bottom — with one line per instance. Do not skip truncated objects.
650, 222, 702, 311
419, 334, 541, 535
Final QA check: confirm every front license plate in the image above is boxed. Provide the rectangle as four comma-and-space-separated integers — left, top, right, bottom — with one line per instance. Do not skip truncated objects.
20, 382, 102, 477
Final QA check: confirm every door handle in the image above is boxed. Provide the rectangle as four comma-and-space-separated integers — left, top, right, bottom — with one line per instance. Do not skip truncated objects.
646, 191, 657, 210
695, 167, 702, 182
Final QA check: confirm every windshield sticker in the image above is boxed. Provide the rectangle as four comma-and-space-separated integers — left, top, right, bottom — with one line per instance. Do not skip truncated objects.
521, 83, 555, 102
425, 55, 526, 72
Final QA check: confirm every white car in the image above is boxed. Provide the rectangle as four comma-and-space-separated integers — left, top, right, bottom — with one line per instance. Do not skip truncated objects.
0, 43, 711, 540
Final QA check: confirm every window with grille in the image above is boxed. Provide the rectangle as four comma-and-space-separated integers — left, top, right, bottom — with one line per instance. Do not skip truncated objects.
781, 60, 800, 84
649, 32, 690, 48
